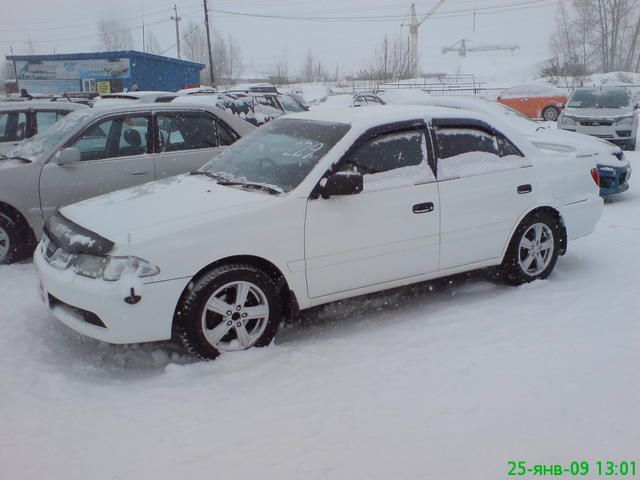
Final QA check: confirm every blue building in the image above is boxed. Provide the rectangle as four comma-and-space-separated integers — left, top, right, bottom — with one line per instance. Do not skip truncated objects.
6, 50, 204, 95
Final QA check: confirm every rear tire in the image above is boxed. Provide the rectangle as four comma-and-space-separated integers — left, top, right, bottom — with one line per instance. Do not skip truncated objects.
541, 106, 560, 122
175, 263, 282, 360
0, 213, 32, 265
499, 212, 561, 285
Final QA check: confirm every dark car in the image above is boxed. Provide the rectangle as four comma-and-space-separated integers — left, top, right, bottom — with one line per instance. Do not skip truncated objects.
174, 91, 308, 126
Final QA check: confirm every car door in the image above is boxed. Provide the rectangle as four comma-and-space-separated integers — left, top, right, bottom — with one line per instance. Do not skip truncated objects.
305, 124, 440, 299
432, 118, 536, 270
39, 113, 154, 219
154, 110, 232, 179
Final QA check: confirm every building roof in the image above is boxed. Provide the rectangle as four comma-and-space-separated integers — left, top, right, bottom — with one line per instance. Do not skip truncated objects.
6, 50, 204, 70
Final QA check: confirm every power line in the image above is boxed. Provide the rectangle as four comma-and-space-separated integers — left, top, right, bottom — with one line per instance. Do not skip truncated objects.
209, 0, 557, 22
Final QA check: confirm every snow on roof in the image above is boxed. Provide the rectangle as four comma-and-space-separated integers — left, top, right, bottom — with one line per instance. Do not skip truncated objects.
287, 104, 484, 129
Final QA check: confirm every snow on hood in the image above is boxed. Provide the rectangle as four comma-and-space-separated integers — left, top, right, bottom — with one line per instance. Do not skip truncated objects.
0, 157, 30, 169
60, 175, 276, 246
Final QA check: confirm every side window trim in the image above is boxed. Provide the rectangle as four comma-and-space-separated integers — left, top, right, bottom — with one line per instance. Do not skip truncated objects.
310, 119, 432, 199
153, 110, 220, 153
62, 113, 152, 163
431, 120, 528, 181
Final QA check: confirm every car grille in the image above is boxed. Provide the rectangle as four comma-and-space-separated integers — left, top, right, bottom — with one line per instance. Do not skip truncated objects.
580, 120, 613, 126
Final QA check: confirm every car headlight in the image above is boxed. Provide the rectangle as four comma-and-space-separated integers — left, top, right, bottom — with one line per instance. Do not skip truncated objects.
561, 116, 576, 126
614, 116, 633, 126
69, 254, 160, 281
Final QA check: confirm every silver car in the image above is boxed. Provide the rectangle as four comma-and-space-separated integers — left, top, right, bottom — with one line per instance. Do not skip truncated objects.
558, 86, 638, 151
0, 101, 87, 154
0, 103, 255, 264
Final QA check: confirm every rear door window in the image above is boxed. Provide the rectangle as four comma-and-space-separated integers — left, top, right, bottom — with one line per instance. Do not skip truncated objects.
434, 126, 527, 180
156, 113, 218, 152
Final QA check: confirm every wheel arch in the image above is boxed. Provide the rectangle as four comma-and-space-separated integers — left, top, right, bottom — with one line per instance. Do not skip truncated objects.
172, 254, 300, 333
501, 205, 567, 262
0, 201, 37, 246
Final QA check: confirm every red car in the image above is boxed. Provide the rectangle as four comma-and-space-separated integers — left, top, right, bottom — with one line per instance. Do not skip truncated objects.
497, 85, 568, 121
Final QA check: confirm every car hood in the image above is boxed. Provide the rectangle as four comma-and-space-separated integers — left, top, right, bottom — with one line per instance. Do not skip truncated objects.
564, 107, 634, 119
0, 156, 31, 170
60, 175, 276, 246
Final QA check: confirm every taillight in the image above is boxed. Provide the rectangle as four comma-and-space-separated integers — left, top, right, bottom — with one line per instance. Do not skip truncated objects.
590, 167, 600, 187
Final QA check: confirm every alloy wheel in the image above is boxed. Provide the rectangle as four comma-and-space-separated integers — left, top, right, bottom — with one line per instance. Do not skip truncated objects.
200, 280, 270, 352
518, 223, 554, 276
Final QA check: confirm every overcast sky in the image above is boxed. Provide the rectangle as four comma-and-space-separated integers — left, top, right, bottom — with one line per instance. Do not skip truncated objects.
1, 0, 559, 82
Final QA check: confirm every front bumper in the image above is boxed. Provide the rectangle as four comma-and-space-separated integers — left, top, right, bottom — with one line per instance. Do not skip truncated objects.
35, 248, 188, 344
598, 164, 632, 196
558, 123, 636, 148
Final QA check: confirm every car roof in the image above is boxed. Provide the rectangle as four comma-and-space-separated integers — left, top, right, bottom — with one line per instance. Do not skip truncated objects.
72, 102, 256, 136
100, 91, 175, 99
285, 105, 482, 128
0, 101, 87, 111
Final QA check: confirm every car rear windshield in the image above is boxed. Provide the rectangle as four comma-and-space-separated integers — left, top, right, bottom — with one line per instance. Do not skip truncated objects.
567, 89, 632, 109
202, 118, 350, 192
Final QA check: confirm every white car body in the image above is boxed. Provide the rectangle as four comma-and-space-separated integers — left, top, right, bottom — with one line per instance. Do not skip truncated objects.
35, 106, 603, 346
382, 92, 630, 169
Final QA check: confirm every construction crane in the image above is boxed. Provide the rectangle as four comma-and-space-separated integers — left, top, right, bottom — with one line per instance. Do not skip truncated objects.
402, 0, 447, 77
441, 38, 520, 58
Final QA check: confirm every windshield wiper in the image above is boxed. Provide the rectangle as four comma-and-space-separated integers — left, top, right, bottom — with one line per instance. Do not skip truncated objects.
218, 180, 284, 195
190, 171, 283, 195
189, 171, 229, 182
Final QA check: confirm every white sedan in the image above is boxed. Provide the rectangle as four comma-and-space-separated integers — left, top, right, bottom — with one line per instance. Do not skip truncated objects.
35, 106, 603, 360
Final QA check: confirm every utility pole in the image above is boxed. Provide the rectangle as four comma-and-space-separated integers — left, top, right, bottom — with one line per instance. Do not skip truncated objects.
171, 4, 182, 59
141, 0, 146, 52
203, 0, 215, 85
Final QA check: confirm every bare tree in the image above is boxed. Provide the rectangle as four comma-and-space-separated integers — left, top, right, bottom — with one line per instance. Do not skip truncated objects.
97, 18, 134, 51
271, 47, 289, 84
144, 30, 162, 55
549, 0, 640, 76
302, 50, 315, 82
182, 21, 242, 83
360, 35, 412, 81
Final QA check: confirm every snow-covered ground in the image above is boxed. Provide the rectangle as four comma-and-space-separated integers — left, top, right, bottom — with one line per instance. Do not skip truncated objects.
1, 154, 639, 479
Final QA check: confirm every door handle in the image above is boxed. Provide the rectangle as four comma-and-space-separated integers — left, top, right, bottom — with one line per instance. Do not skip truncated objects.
130, 171, 150, 176
517, 184, 532, 194
412, 202, 434, 214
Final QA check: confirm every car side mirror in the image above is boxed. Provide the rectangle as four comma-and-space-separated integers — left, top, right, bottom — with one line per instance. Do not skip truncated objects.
55, 147, 81, 166
322, 171, 363, 198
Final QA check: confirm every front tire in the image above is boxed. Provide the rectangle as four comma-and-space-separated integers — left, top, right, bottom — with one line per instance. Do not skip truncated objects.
499, 212, 561, 285
0, 213, 31, 265
541, 106, 560, 122
175, 264, 282, 360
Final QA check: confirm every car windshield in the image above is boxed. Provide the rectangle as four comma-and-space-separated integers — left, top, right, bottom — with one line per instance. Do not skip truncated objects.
567, 89, 632, 109
278, 95, 306, 113
201, 118, 350, 193
9, 109, 94, 161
